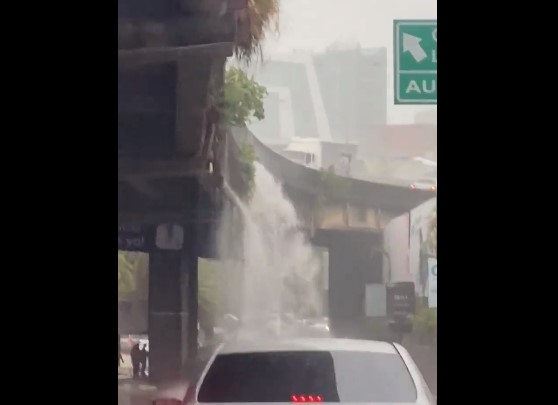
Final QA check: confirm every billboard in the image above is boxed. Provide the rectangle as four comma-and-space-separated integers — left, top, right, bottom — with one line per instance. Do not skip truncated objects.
428, 258, 437, 308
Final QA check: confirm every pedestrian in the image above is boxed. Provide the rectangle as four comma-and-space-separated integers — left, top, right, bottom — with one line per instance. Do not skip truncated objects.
139, 344, 149, 378
118, 334, 124, 368
130, 342, 141, 378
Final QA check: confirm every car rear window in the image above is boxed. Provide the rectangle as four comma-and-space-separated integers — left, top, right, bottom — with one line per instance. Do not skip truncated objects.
197, 350, 417, 403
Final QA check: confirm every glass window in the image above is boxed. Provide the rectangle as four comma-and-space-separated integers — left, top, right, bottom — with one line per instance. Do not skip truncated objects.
198, 351, 417, 403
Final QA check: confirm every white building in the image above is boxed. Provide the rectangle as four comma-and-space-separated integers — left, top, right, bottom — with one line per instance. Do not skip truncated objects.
383, 197, 436, 296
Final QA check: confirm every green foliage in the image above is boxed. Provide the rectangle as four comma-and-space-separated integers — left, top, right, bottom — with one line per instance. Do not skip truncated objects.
198, 258, 223, 334
118, 252, 135, 296
199, 259, 228, 314
237, 142, 257, 199
317, 167, 351, 205
118, 251, 149, 300
412, 300, 437, 345
219, 67, 267, 129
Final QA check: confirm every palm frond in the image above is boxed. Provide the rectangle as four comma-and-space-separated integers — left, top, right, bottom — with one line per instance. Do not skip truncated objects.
234, 0, 280, 63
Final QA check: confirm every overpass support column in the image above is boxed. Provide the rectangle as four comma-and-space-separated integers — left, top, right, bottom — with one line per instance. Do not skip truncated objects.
327, 232, 383, 338
148, 225, 198, 382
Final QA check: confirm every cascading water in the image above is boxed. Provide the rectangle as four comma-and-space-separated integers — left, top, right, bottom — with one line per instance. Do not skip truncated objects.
220, 162, 322, 337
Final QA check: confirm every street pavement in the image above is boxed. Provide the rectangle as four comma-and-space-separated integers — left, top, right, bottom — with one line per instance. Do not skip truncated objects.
119, 353, 152, 405
118, 381, 157, 405
119, 353, 190, 405
119, 353, 133, 379
119, 379, 189, 405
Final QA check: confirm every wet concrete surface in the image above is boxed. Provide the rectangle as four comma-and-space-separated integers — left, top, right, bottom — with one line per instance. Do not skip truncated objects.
120, 352, 191, 405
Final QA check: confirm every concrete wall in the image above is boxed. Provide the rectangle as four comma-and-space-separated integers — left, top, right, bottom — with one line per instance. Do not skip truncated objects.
119, 299, 148, 334
383, 212, 411, 283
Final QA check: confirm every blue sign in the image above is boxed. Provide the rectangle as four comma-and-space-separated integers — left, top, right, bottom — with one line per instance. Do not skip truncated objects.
427, 258, 437, 308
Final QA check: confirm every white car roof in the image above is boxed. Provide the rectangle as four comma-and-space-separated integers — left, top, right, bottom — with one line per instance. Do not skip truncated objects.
219, 338, 397, 355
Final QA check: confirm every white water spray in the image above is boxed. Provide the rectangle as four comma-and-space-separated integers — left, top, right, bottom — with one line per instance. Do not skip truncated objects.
220, 162, 322, 337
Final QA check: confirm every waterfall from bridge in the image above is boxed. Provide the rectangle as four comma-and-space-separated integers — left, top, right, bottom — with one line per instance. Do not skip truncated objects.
221, 162, 321, 337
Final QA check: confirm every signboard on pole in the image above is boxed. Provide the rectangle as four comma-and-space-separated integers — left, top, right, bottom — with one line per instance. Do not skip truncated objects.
428, 257, 437, 308
386, 282, 416, 317
393, 20, 437, 104
386, 281, 415, 335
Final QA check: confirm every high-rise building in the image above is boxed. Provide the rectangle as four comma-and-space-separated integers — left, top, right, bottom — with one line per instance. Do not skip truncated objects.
247, 45, 387, 145
313, 45, 387, 143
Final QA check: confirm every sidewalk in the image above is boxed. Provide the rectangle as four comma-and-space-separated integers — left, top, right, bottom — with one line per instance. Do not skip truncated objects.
119, 354, 156, 405
118, 375, 190, 405
118, 380, 158, 405
118, 349, 199, 405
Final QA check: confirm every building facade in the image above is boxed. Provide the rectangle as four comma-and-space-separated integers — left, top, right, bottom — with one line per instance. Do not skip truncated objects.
247, 46, 388, 145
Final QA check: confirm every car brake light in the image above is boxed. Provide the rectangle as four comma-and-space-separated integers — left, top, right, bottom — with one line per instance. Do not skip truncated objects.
409, 184, 416, 189
430, 186, 436, 191
291, 395, 323, 402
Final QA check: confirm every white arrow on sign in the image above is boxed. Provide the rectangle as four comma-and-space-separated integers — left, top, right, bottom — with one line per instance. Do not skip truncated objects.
403, 33, 427, 63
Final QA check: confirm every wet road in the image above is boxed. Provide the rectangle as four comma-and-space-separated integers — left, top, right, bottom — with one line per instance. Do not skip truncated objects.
119, 352, 133, 378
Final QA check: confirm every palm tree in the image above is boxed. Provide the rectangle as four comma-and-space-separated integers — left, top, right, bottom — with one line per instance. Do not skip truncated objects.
234, 0, 280, 62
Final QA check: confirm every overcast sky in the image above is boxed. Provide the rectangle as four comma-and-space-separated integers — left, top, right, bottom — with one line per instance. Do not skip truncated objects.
262, 0, 437, 124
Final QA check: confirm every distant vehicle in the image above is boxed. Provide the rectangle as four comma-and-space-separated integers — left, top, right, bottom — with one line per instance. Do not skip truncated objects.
282, 149, 319, 169
299, 317, 331, 337
153, 338, 435, 405
409, 178, 437, 192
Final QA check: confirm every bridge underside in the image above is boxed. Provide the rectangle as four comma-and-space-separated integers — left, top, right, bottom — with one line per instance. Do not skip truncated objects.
230, 128, 435, 339
313, 229, 383, 328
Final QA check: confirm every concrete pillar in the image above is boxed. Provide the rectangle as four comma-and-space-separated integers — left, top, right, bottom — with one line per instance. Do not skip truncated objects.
328, 240, 367, 320
148, 226, 198, 382
326, 232, 383, 337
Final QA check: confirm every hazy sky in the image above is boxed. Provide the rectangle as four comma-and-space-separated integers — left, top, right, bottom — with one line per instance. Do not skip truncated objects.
262, 0, 437, 124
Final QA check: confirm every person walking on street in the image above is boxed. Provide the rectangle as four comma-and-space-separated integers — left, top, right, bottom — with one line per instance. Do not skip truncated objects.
118, 335, 124, 368
130, 342, 141, 378
139, 344, 149, 378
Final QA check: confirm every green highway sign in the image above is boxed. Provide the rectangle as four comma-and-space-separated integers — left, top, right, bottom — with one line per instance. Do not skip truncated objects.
394, 20, 437, 104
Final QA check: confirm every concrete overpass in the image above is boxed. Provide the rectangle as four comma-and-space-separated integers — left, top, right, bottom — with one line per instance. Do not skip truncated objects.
118, 0, 254, 383
117, 0, 435, 384
231, 128, 434, 231
229, 127, 434, 335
